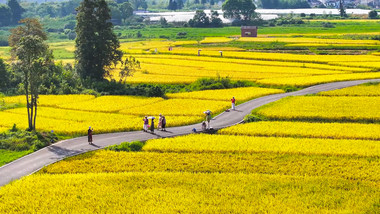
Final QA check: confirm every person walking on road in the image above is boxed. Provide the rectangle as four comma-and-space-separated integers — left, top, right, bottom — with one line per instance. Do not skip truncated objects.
150, 117, 155, 133
231, 96, 236, 110
143, 116, 149, 132
88, 127, 93, 145
158, 114, 163, 130
162, 115, 166, 131
204, 110, 212, 129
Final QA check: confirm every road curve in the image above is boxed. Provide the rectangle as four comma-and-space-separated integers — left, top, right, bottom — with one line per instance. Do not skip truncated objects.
1, 78, 379, 187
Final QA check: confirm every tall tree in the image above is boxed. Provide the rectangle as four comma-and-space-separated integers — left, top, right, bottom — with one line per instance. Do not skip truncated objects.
222, 0, 257, 21
339, 0, 346, 18
119, 2, 133, 23
0, 58, 8, 91
7, 0, 25, 25
9, 18, 53, 131
0, 4, 12, 26
75, 0, 122, 80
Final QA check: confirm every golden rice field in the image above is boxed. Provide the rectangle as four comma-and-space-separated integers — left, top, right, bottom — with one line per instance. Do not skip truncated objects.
2, 95, 95, 107
2, 83, 380, 213
41, 150, 380, 182
166, 87, 283, 103
319, 83, 380, 96
256, 72, 380, 86
15, 37, 380, 86
135, 54, 368, 72
238, 37, 380, 45
219, 121, 380, 140
1, 172, 378, 213
120, 98, 230, 116
254, 96, 380, 122
144, 134, 380, 157
0, 109, 201, 135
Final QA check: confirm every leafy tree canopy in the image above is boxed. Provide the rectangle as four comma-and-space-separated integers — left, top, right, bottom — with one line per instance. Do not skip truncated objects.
222, 0, 257, 21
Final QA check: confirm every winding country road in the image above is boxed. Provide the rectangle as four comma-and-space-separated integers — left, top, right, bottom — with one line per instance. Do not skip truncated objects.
1, 79, 379, 187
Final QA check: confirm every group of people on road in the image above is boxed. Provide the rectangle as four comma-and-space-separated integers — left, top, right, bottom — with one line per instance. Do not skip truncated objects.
143, 114, 166, 133
88, 97, 237, 143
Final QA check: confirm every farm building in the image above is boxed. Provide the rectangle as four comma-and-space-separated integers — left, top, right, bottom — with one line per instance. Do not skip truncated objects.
241, 26, 258, 37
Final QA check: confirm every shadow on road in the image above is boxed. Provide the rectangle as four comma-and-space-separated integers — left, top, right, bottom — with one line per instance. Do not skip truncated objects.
47, 145, 81, 157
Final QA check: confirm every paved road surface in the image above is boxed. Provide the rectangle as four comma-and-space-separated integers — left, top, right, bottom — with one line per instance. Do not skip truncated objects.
1, 79, 379, 187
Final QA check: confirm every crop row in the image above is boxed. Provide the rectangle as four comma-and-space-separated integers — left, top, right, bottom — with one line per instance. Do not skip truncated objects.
254, 96, 380, 122
0, 110, 202, 135
143, 134, 380, 157
138, 57, 350, 75
166, 87, 283, 103
238, 37, 380, 45
159, 48, 380, 64
318, 83, 380, 96
219, 121, 380, 140
42, 150, 380, 182
256, 72, 380, 86
1, 172, 378, 213
135, 54, 368, 72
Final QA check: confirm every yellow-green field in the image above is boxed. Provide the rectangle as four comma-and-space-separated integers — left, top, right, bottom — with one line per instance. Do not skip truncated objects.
255, 96, 380, 122
37, 37, 380, 86
219, 121, 380, 140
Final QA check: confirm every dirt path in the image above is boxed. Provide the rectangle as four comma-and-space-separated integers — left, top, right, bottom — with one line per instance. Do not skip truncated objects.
0, 79, 379, 187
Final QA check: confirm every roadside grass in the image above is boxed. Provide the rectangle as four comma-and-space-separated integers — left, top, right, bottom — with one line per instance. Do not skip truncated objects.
0, 149, 32, 167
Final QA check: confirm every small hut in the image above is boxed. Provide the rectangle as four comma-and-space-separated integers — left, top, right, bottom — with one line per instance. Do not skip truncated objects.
241, 26, 258, 37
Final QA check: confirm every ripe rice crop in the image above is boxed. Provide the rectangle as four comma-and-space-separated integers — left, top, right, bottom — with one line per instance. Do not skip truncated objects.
319, 83, 380, 96
1, 172, 378, 213
239, 37, 380, 45
1, 108, 202, 135
166, 87, 284, 103
219, 121, 380, 140
57, 95, 164, 113
3, 95, 95, 107
120, 99, 230, 116
143, 134, 380, 157
329, 61, 380, 69
255, 96, 380, 122
200, 37, 233, 43
138, 57, 349, 75
136, 54, 368, 72
0, 126, 8, 133
41, 150, 380, 182
130, 63, 309, 84
257, 72, 380, 86
160, 48, 380, 64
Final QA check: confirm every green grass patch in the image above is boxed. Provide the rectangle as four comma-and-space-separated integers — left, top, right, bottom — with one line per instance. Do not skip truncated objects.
0, 149, 32, 167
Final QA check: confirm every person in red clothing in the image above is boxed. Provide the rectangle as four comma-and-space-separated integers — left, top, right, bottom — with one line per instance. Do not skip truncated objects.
231, 96, 236, 110
88, 127, 93, 145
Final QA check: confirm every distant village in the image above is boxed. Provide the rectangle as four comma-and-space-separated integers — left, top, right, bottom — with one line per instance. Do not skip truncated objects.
309, 0, 380, 8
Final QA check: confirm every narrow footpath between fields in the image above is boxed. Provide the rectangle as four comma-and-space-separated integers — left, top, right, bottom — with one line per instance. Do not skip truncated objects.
0, 78, 379, 187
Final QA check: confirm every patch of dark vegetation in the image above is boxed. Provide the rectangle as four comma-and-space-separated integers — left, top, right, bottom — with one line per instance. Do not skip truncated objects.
106, 141, 145, 152
0, 125, 58, 151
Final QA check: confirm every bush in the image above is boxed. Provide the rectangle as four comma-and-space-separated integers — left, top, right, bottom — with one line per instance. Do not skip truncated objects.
369, 10, 378, 19
244, 114, 265, 123
322, 22, 335, 28
106, 141, 144, 152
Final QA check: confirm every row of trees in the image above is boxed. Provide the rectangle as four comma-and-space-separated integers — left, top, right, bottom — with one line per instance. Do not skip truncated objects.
259, 0, 310, 9
188, 10, 222, 27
